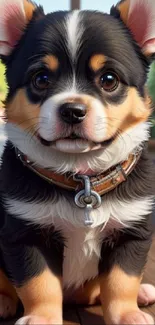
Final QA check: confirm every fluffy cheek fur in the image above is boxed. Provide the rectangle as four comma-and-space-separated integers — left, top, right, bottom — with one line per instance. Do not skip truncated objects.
105, 88, 151, 136
6, 89, 40, 135
5, 86, 151, 173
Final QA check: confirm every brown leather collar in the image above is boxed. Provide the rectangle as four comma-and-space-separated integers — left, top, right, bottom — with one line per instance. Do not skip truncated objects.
16, 149, 142, 197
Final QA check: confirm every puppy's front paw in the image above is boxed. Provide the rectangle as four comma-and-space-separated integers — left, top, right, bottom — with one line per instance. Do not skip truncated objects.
15, 315, 62, 325
120, 310, 154, 325
138, 284, 155, 306
15, 315, 50, 325
0, 293, 18, 319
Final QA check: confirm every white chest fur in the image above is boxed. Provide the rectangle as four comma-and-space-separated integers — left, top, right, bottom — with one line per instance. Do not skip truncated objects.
63, 226, 103, 288
5, 195, 153, 288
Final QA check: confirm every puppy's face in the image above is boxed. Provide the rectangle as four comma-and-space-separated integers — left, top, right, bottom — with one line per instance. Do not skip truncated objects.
1, 0, 155, 174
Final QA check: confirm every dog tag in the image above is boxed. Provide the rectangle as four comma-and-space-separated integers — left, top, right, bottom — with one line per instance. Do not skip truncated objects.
84, 204, 94, 226
74, 175, 102, 227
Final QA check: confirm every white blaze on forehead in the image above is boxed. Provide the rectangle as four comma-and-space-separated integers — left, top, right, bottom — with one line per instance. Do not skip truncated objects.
66, 10, 83, 60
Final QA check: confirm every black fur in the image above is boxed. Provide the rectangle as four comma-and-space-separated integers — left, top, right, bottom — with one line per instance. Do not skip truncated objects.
3, 9, 149, 107
0, 214, 64, 286
0, 3, 154, 299
99, 216, 153, 275
0, 141, 154, 285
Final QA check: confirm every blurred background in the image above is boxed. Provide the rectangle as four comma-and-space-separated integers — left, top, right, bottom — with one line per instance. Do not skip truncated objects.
0, 0, 155, 146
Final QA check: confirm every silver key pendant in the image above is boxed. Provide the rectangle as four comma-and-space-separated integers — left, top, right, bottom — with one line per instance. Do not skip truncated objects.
74, 175, 102, 227
84, 204, 94, 226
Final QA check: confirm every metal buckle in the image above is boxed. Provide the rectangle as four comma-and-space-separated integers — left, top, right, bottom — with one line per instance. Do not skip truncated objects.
74, 175, 102, 227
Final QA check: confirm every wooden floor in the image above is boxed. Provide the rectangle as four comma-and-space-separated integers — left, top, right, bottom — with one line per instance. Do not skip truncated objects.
2, 234, 155, 325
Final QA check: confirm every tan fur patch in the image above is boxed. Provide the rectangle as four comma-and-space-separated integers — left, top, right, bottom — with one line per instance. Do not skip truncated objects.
105, 88, 151, 139
43, 55, 59, 72
89, 54, 107, 72
6, 89, 40, 134
117, 0, 130, 24
100, 265, 142, 324
0, 270, 18, 303
24, 0, 36, 22
6, 87, 151, 142
65, 277, 100, 305
62, 89, 151, 140
16, 268, 62, 317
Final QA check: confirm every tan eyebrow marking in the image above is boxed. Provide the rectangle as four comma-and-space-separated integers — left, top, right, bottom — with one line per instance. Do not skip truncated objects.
89, 54, 107, 72
43, 55, 59, 71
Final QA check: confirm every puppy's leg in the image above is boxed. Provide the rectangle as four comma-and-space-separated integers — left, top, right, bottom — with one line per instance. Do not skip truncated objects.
69, 278, 155, 307
15, 269, 63, 325
100, 267, 154, 324
0, 269, 18, 319
99, 219, 154, 325
1, 224, 64, 325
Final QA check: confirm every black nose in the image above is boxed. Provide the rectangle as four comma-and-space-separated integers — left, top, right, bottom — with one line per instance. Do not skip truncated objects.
59, 103, 87, 124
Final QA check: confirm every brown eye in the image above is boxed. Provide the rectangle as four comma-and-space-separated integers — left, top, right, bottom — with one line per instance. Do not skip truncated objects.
32, 71, 50, 90
100, 72, 119, 92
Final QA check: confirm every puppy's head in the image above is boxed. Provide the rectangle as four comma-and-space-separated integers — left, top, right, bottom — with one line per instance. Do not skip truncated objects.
1, 0, 155, 174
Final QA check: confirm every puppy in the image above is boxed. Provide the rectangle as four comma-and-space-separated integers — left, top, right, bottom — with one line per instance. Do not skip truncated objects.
0, 0, 155, 324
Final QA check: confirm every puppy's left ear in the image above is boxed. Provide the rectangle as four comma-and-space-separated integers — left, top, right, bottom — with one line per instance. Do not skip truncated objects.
113, 0, 155, 57
0, 0, 36, 56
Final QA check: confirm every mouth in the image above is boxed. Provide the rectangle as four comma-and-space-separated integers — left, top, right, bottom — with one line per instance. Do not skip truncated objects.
37, 133, 114, 153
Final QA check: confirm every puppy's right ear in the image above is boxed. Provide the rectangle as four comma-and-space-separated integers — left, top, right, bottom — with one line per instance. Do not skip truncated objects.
112, 0, 155, 58
0, 0, 36, 56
